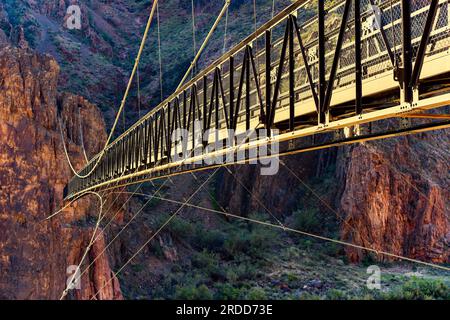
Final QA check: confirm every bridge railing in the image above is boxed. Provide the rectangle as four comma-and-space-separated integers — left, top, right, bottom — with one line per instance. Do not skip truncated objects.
65, 0, 450, 199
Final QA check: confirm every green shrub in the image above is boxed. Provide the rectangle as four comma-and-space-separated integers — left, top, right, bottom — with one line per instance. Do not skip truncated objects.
326, 289, 348, 300
168, 216, 194, 239
192, 250, 217, 269
130, 264, 145, 273
228, 261, 259, 281
382, 277, 450, 300
248, 224, 278, 256
246, 287, 268, 300
224, 229, 251, 257
191, 250, 225, 279
174, 284, 213, 300
286, 273, 299, 283
298, 239, 314, 251
299, 292, 321, 300
193, 226, 226, 251
223, 213, 280, 259
148, 241, 165, 258
284, 246, 301, 259
292, 208, 321, 233
351, 276, 450, 300
196, 284, 214, 300
322, 242, 341, 257
214, 283, 242, 300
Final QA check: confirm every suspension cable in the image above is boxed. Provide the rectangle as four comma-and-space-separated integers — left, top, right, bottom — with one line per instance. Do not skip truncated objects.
253, 0, 260, 73
157, 2, 164, 101
50, 171, 138, 299
103, 187, 450, 276
67, 139, 227, 292
83, 172, 206, 299
148, 196, 449, 272
77, 108, 89, 163
67, 176, 173, 297
47, 146, 145, 222
176, 0, 232, 91
137, 65, 141, 118
60, 191, 104, 300
62, 0, 159, 179
106, 188, 450, 274
272, 0, 276, 18
122, 99, 126, 131
189, 172, 229, 215
222, 153, 379, 257
89, 122, 450, 299
192, 0, 197, 75
223, 6, 229, 54
90, 157, 225, 300
87, 125, 261, 299
57, 171, 147, 300
253, 0, 258, 35
224, 166, 285, 228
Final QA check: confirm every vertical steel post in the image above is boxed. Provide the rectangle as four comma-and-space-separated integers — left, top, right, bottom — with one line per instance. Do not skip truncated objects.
203, 75, 208, 134
318, 0, 326, 123
355, 0, 362, 114
229, 56, 234, 131
192, 87, 196, 151
245, 47, 251, 131
129, 131, 133, 171
288, 16, 295, 131
401, 0, 413, 103
265, 30, 271, 129
125, 135, 130, 170
183, 90, 187, 128
167, 103, 171, 160
215, 70, 220, 146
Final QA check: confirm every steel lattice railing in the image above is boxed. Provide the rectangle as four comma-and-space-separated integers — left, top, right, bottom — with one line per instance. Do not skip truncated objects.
65, 0, 450, 200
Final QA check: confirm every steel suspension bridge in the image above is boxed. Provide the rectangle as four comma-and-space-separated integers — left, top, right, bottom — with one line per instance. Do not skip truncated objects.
64, 0, 450, 200
55, 0, 450, 299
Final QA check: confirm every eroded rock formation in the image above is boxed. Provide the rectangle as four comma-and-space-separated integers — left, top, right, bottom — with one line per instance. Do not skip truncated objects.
218, 134, 449, 264
0, 46, 123, 299
339, 136, 449, 263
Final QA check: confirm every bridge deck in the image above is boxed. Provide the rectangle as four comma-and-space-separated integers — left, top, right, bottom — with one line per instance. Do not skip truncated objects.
65, 0, 450, 200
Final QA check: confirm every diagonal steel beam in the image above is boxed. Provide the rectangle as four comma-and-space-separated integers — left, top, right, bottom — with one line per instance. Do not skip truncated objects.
368, 0, 396, 67
292, 15, 319, 112
247, 46, 265, 122
217, 68, 230, 129
411, 0, 439, 88
323, 0, 352, 114
234, 48, 249, 130
268, 18, 290, 128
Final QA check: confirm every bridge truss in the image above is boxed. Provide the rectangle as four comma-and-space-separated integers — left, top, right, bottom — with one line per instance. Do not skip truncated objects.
65, 0, 450, 200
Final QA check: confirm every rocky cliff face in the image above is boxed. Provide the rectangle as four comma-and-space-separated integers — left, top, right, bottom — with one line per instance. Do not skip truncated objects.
0, 46, 123, 299
0, 0, 293, 128
0, 1, 448, 301
338, 135, 449, 263
218, 133, 449, 264
217, 151, 325, 218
